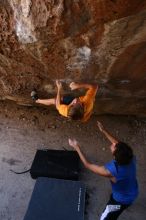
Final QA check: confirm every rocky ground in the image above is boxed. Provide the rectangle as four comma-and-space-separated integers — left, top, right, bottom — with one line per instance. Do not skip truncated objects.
0, 100, 146, 220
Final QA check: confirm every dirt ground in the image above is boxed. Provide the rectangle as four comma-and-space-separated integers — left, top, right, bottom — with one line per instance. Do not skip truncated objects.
0, 100, 146, 220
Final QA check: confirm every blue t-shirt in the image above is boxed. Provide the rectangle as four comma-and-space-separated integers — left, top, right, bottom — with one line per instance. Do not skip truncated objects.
105, 157, 138, 205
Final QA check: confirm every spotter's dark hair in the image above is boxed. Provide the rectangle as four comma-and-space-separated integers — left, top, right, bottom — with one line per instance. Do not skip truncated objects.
113, 142, 133, 165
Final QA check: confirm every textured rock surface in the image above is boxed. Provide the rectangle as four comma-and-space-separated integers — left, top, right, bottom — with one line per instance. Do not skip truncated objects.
0, 0, 146, 115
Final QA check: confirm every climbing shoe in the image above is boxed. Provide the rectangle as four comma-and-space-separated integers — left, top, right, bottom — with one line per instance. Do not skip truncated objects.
31, 90, 38, 101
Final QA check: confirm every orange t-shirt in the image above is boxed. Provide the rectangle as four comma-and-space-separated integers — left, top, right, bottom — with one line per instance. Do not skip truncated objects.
56, 87, 97, 122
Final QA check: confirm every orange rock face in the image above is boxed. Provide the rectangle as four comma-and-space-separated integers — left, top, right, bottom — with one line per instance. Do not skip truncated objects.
0, 0, 146, 115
